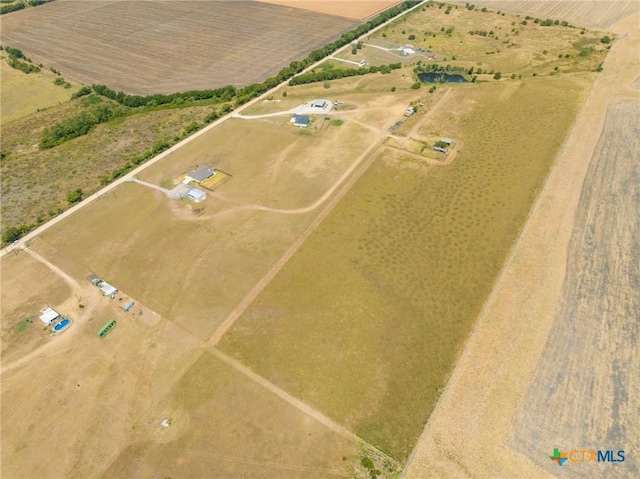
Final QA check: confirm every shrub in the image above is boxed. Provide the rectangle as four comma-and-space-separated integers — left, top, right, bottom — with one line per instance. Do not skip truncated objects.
361, 457, 375, 469
408, 34, 416, 40
600, 36, 611, 44
66, 188, 83, 204
493, 72, 502, 80
411, 82, 421, 89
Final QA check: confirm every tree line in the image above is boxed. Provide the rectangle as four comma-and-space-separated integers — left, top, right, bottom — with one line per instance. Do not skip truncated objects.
290, 63, 401, 85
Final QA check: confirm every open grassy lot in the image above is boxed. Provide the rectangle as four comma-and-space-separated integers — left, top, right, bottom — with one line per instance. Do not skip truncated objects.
1, 300, 201, 479
1, 95, 215, 237
0, 0, 358, 95
102, 350, 386, 479
30, 111, 378, 340
0, 58, 80, 125
219, 75, 590, 460
0, 250, 72, 363
372, 1, 609, 78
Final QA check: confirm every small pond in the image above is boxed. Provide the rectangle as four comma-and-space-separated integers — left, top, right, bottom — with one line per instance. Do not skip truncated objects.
418, 73, 467, 83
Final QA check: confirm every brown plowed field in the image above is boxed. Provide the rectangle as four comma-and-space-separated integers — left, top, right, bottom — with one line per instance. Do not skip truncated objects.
258, 0, 400, 20
0, 0, 357, 95
449, 0, 640, 29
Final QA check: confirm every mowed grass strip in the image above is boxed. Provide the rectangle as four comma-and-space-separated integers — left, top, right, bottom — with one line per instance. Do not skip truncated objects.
219, 76, 588, 459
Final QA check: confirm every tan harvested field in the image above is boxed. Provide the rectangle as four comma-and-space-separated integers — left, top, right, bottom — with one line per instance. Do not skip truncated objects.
405, 9, 640, 479
0, 0, 357, 95
259, 0, 401, 20
449, 0, 640, 29
511, 98, 640, 478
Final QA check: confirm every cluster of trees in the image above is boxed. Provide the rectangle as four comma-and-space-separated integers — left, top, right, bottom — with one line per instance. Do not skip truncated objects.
91, 84, 237, 108
0, 0, 52, 15
4, 46, 41, 73
290, 63, 401, 85
415, 63, 467, 74
0, 1, 24, 15
40, 105, 121, 149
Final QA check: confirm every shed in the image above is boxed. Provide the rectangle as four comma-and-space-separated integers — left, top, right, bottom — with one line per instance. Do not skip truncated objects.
291, 114, 310, 128
184, 165, 215, 184
433, 146, 448, 153
88, 274, 101, 286
441, 138, 452, 145
39, 307, 61, 326
99, 281, 118, 298
123, 301, 134, 312
312, 100, 327, 109
405, 106, 415, 117
186, 188, 207, 202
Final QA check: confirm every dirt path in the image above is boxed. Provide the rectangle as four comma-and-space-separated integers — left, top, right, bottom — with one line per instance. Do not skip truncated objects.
21, 246, 79, 288
209, 133, 387, 344
403, 10, 640, 478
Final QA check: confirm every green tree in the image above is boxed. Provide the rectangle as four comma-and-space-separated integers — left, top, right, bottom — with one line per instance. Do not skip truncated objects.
66, 188, 84, 204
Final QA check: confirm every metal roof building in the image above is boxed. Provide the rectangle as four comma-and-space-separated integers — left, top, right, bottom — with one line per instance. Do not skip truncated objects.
98, 281, 118, 298
291, 114, 310, 128
187, 188, 207, 202
39, 307, 61, 326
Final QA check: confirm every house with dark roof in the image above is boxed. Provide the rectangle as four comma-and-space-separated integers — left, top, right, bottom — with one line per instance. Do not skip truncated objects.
184, 165, 215, 184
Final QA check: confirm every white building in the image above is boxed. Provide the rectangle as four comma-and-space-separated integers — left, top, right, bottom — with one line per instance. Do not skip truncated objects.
39, 307, 61, 326
98, 281, 118, 298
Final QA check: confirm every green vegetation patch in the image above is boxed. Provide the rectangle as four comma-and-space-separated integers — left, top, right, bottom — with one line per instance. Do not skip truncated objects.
220, 77, 587, 460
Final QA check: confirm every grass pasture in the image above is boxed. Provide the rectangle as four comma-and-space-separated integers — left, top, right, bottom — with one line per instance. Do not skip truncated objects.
0, 58, 80, 125
1, 97, 215, 236
219, 76, 590, 459
373, 2, 609, 78
0, 1, 358, 95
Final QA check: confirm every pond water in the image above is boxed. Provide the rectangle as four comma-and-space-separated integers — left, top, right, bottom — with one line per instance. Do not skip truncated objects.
418, 72, 467, 83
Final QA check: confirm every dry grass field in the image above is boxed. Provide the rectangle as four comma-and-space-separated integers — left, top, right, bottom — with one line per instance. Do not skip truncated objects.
2, 294, 380, 478
0, 59, 80, 125
0, 0, 358, 95
29, 113, 378, 341
259, 0, 401, 20
2, 3, 634, 478
404, 8, 640, 478
219, 73, 590, 460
